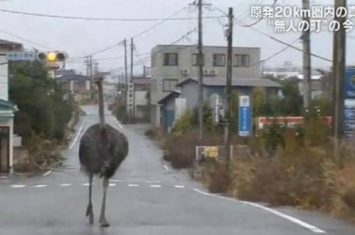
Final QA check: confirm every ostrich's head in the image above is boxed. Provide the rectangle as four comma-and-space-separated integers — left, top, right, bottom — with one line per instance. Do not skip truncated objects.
94, 77, 104, 87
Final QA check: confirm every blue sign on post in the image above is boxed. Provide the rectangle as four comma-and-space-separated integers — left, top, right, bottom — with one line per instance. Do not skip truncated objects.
238, 95, 251, 137
6, 51, 36, 61
344, 67, 355, 141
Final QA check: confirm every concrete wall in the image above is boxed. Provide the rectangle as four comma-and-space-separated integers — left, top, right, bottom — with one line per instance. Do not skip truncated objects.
150, 45, 261, 106
0, 55, 8, 101
180, 81, 199, 110
135, 91, 148, 106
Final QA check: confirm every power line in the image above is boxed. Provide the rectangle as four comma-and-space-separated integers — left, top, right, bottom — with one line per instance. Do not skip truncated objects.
211, 3, 331, 63
104, 29, 197, 73
0, 8, 223, 22
0, 28, 55, 50
246, 26, 332, 62
131, 6, 188, 39
81, 6, 197, 58
250, 37, 301, 67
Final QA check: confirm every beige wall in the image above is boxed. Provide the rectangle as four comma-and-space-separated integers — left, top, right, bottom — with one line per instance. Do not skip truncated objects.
0, 118, 14, 170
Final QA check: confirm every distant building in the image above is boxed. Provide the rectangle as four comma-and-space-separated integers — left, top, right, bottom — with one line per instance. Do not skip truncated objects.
132, 77, 150, 119
56, 73, 92, 102
158, 77, 281, 131
150, 44, 261, 127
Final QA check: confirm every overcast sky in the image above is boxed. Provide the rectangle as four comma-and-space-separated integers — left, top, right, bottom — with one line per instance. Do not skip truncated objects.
0, 0, 354, 74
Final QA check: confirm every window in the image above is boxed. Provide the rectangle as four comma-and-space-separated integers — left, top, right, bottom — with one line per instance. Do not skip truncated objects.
213, 54, 226, 67
192, 53, 205, 66
163, 79, 178, 92
163, 53, 178, 66
234, 54, 250, 67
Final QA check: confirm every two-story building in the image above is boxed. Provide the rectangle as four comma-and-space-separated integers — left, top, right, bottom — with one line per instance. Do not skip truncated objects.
150, 44, 262, 127
132, 77, 150, 120
55, 72, 92, 102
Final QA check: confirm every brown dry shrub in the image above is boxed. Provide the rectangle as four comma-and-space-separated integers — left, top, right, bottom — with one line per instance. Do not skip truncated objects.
164, 130, 224, 169
233, 130, 338, 208
208, 163, 231, 193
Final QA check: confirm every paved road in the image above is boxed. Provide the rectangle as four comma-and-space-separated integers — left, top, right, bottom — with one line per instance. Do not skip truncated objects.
1, 105, 355, 235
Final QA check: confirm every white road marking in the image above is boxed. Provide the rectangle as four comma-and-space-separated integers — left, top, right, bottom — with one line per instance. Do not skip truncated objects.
150, 184, 162, 188
83, 183, 90, 186
110, 179, 124, 182
43, 170, 52, 177
34, 184, 47, 188
193, 188, 325, 234
128, 184, 139, 187
146, 180, 161, 184
163, 165, 169, 171
0, 176, 8, 179
115, 120, 123, 130
175, 185, 185, 189
11, 185, 25, 188
60, 183, 72, 187
69, 121, 86, 150
109, 183, 116, 187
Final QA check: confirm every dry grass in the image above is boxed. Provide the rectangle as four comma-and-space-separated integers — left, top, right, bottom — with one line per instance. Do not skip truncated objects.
163, 129, 224, 169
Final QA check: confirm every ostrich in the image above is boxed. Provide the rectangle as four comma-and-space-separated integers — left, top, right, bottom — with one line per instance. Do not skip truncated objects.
79, 77, 129, 227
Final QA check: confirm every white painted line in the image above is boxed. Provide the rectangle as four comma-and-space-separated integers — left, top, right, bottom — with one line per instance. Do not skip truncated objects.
60, 183, 72, 187
163, 165, 169, 171
110, 179, 124, 182
34, 184, 47, 188
193, 188, 325, 234
83, 183, 90, 186
175, 185, 185, 189
43, 170, 52, 177
0, 176, 8, 179
11, 185, 25, 188
146, 180, 161, 184
69, 121, 86, 150
150, 184, 162, 188
115, 120, 123, 130
109, 183, 116, 187
128, 184, 139, 187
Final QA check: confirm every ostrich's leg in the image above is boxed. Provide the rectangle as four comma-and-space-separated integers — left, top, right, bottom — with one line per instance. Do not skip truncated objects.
99, 177, 110, 227
86, 173, 94, 224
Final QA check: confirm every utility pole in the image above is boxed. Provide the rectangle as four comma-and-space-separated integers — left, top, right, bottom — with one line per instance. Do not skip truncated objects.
302, 0, 311, 110
123, 39, 128, 91
130, 38, 135, 119
224, 7, 233, 163
197, 0, 204, 144
333, 0, 347, 161
143, 65, 146, 78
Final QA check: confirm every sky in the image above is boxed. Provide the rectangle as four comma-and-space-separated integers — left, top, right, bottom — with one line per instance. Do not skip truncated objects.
0, 0, 354, 75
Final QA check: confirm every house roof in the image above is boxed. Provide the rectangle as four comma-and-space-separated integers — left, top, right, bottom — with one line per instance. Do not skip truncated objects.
56, 74, 91, 81
132, 77, 150, 85
0, 99, 18, 118
176, 77, 282, 88
158, 91, 180, 105
45, 61, 60, 70
0, 39, 22, 46
153, 44, 260, 50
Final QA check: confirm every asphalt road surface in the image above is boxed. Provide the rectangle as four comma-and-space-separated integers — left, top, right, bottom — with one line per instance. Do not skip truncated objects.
1, 105, 355, 235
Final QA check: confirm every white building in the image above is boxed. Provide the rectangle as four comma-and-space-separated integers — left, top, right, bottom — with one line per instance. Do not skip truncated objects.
0, 39, 22, 173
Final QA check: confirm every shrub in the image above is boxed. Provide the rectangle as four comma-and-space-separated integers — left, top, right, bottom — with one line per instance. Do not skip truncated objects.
164, 131, 198, 169
145, 126, 164, 140
171, 109, 193, 138
208, 163, 231, 193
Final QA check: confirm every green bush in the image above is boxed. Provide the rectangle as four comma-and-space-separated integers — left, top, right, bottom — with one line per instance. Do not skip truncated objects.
9, 61, 73, 143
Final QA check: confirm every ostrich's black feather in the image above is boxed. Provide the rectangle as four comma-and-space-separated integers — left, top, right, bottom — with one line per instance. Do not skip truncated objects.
79, 123, 128, 179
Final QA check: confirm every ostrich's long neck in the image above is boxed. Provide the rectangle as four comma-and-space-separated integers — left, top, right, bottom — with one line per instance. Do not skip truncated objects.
97, 81, 105, 129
